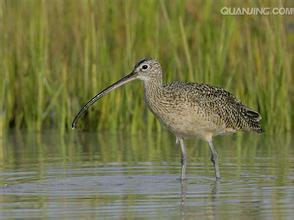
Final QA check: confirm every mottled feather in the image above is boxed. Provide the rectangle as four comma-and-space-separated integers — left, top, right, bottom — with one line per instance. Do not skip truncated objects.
162, 82, 263, 133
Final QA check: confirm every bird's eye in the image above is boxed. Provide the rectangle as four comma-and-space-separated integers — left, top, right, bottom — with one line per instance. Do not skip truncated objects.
142, 64, 149, 70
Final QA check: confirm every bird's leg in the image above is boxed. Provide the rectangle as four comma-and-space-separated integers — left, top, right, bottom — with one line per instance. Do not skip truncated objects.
177, 137, 187, 180
208, 140, 221, 180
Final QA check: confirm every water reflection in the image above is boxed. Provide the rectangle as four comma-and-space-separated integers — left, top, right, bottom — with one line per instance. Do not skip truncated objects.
180, 179, 187, 218
0, 131, 293, 219
179, 179, 221, 220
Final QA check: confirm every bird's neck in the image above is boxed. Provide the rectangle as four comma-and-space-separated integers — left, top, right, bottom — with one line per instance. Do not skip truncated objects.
143, 78, 163, 94
143, 79, 165, 113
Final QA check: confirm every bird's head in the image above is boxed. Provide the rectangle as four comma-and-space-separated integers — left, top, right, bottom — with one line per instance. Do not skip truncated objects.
132, 58, 162, 82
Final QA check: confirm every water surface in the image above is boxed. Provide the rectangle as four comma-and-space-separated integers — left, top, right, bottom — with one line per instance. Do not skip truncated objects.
0, 131, 293, 219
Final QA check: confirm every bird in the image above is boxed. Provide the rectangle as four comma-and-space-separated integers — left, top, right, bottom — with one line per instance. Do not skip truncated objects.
72, 58, 263, 180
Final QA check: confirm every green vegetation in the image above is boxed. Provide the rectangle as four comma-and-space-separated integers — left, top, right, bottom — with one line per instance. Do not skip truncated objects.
0, 0, 292, 134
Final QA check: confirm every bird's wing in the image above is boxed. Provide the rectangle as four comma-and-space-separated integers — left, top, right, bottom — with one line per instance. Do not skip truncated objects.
164, 82, 262, 132
165, 82, 240, 104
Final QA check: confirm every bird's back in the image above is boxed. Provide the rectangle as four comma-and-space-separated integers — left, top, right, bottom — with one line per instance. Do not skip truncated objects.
161, 82, 263, 134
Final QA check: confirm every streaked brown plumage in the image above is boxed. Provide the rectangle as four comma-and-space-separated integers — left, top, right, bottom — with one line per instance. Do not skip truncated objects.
145, 81, 263, 139
72, 58, 263, 180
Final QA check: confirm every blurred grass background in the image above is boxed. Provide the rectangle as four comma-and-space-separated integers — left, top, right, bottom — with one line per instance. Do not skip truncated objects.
0, 0, 292, 135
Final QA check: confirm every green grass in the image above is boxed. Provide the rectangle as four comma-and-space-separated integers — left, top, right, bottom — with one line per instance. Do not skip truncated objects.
0, 0, 292, 134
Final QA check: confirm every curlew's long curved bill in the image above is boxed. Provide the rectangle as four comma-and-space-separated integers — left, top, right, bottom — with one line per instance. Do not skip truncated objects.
72, 71, 137, 129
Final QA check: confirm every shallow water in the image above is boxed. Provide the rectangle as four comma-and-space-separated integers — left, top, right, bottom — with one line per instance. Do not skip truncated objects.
0, 131, 293, 219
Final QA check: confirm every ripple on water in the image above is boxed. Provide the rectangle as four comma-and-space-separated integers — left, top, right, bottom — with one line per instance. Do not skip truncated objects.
0, 132, 293, 219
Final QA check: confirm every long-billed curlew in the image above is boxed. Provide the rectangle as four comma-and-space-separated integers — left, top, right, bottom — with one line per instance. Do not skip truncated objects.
72, 58, 263, 180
